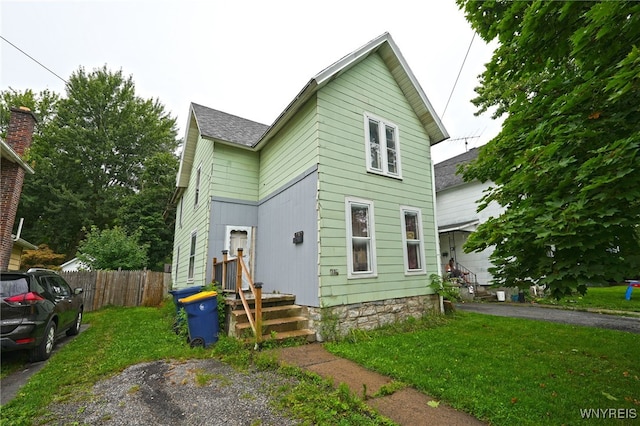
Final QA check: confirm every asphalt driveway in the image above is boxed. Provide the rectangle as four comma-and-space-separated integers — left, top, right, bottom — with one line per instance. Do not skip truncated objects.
456, 302, 640, 334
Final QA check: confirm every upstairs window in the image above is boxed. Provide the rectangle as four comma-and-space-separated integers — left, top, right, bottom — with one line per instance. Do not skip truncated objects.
188, 231, 197, 281
194, 165, 201, 208
365, 113, 401, 178
400, 207, 425, 274
346, 197, 377, 278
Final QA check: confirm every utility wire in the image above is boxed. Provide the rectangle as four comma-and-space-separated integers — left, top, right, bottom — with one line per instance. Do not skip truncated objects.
1, 35, 68, 84
441, 32, 475, 119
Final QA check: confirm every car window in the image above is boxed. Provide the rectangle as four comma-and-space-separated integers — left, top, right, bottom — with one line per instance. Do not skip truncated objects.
49, 276, 71, 297
0, 276, 29, 298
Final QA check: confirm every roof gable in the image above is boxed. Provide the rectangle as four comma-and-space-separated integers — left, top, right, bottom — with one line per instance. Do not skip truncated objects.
434, 148, 479, 192
258, 32, 448, 148
175, 32, 449, 192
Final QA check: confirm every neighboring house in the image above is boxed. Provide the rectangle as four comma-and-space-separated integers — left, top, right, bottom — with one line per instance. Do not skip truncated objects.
0, 107, 37, 271
60, 257, 89, 272
8, 235, 37, 271
434, 148, 503, 286
171, 33, 449, 337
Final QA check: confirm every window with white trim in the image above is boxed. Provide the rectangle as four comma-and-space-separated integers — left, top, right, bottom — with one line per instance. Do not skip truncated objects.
187, 231, 197, 281
346, 198, 377, 278
364, 113, 401, 178
194, 165, 201, 208
400, 207, 425, 274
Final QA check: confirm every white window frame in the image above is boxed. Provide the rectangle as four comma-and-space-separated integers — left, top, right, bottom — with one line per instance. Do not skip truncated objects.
194, 165, 201, 208
187, 231, 197, 282
345, 197, 377, 279
364, 112, 402, 179
400, 206, 426, 275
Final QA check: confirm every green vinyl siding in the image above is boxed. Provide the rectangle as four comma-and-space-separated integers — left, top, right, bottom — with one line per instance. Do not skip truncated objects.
173, 135, 215, 288
259, 98, 319, 198
316, 53, 437, 306
212, 142, 259, 201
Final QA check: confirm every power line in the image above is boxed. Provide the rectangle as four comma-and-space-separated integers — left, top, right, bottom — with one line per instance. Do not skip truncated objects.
1, 35, 68, 84
441, 32, 475, 119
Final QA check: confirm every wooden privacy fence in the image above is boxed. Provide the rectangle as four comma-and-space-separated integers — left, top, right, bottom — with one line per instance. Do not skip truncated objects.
60, 270, 171, 312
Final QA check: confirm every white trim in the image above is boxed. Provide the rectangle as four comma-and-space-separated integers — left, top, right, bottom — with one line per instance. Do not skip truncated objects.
363, 112, 402, 179
194, 164, 202, 208
400, 206, 426, 275
187, 230, 197, 282
345, 197, 377, 279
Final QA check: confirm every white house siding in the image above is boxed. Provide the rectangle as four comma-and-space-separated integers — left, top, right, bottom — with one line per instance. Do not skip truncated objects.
436, 179, 503, 285
316, 53, 438, 307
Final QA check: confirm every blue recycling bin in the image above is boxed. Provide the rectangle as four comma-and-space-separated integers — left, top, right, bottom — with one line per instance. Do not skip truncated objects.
169, 285, 204, 316
179, 291, 219, 348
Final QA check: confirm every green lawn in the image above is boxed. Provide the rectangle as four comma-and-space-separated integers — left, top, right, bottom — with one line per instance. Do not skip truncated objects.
326, 312, 640, 426
2, 298, 639, 425
535, 284, 640, 313
0, 301, 389, 426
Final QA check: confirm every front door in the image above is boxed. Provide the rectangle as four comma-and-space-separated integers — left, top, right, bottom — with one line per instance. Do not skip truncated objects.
224, 226, 253, 290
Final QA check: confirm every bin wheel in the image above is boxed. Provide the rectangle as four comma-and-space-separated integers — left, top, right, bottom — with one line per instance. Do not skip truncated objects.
190, 337, 205, 348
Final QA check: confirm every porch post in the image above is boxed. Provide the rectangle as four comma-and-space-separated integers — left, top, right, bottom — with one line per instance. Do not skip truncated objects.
235, 248, 243, 296
254, 282, 263, 344
222, 250, 228, 291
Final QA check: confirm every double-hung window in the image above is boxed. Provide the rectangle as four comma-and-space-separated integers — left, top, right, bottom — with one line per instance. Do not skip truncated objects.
364, 113, 401, 178
400, 207, 425, 274
194, 165, 201, 208
188, 231, 197, 281
346, 198, 377, 278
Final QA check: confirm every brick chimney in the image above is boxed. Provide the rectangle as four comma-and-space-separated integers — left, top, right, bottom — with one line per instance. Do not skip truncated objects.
0, 107, 38, 271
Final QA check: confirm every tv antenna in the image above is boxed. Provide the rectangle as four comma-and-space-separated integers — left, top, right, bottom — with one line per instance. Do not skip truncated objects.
447, 135, 480, 152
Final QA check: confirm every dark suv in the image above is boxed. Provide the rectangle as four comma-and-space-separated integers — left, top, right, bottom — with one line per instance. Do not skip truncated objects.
1, 269, 84, 361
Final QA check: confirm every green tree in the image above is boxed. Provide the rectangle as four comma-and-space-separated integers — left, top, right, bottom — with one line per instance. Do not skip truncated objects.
13, 66, 178, 258
20, 244, 66, 270
0, 88, 59, 137
77, 226, 148, 270
457, 1, 640, 297
117, 151, 179, 271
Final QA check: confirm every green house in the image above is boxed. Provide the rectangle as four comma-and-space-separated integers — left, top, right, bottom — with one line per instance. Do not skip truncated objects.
171, 33, 449, 339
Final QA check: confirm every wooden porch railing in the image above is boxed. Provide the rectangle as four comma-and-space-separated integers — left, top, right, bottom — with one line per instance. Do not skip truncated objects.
213, 249, 262, 345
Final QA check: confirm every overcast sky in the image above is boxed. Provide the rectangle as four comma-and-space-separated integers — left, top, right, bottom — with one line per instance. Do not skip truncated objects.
1, 0, 502, 163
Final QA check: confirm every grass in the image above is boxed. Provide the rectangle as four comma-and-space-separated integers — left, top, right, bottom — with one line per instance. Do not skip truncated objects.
0, 299, 391, 426
325, 312, 640, 426
2, 295, 639, 425
535, 284, 640, 313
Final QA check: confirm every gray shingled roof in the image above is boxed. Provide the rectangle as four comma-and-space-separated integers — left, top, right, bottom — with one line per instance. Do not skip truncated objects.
434, 147, 479, 192
191, 103, 269, 147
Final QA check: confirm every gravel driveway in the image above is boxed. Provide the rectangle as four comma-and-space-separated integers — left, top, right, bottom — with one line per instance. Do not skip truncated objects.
456, 302, 640, 334
37, 359, 300, 426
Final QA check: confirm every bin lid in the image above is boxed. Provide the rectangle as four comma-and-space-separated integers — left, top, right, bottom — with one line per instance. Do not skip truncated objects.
178, 290, 217, 304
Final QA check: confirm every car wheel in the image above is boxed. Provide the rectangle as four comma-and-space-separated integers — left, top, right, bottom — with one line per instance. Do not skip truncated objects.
66, 309, 83, 336
30, 321, 56, 362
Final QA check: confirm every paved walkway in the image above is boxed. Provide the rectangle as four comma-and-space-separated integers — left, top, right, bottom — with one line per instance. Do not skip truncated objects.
456, 302, 640, 334
272, 344, 486, 426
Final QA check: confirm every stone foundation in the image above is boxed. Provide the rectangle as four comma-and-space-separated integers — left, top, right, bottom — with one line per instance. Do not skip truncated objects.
306, 294, 440, 342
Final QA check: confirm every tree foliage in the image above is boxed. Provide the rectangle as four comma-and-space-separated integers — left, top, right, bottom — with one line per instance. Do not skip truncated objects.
20, 244, 66, 270
6, 66, 179, 262
457, 1, 640, 297
0, 88, 59, 137
117, 151, 179, 271
77, 226, 148, 271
